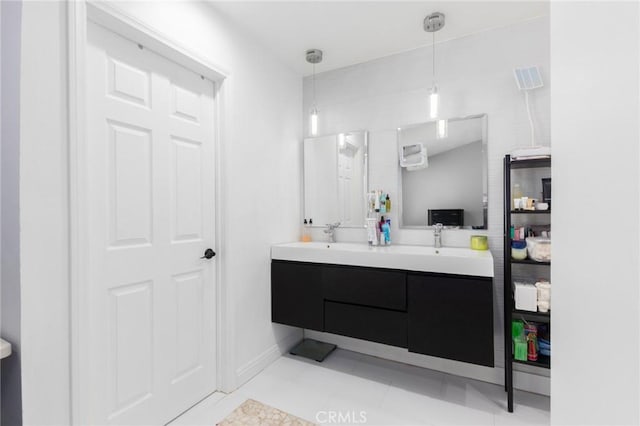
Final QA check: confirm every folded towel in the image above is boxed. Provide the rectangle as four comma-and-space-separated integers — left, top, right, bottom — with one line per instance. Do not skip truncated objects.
511, 146, 551, 159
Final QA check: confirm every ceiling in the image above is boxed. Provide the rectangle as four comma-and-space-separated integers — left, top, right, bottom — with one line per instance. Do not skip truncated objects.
210, 1, 549, 75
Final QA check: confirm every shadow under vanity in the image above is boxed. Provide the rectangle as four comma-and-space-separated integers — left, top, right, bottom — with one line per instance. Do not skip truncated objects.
272, 114, 495, 369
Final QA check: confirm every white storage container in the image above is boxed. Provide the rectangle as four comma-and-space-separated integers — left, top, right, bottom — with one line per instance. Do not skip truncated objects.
535, 280, 551, 312
526, 237, 551, 262
514, 281, 537, 312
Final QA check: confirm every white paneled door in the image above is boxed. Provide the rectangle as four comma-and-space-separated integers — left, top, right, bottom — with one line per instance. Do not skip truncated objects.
85, 23, 217, 425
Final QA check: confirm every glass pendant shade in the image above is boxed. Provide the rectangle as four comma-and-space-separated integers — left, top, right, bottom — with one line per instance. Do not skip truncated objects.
310, 107, 318, 136
429, 85, 439, 119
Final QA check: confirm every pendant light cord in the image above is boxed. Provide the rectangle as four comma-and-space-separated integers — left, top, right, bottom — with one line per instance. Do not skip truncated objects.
432, 30, 436, 87
312, 62, 317, 108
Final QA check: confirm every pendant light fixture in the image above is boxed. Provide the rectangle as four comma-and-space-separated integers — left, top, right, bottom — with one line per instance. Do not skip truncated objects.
306, 48, 323, 136
424, 12, 445, 120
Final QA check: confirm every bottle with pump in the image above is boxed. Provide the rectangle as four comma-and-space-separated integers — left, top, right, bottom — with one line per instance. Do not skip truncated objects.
385, 194, 391, 212
301, 219, 312, 242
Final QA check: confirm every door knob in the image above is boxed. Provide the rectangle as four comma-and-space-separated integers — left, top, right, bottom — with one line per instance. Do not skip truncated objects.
200, 248, 216, 260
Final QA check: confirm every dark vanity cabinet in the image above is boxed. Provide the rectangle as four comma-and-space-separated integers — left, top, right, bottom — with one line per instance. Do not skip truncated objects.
271, 260, 494, 367
407, 273, 494, 367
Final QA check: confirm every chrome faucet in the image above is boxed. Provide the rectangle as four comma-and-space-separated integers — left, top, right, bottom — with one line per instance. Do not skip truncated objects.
324, 222, 341, 243
433, 223, 444, 248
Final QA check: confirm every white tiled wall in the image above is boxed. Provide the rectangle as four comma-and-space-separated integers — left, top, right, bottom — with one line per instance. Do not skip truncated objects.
303, 16, 550, 380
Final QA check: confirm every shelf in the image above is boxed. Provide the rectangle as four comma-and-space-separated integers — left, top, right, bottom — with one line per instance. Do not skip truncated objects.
510, 209, 550, 214
513, 354, 550, 369
510, 158, 551, 169
504, 154, 552, 413
512, 309, 551, 322
511, 258, 550, 266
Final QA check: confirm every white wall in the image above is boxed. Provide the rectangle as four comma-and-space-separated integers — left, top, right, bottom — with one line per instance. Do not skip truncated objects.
550, 2, 639, 424
18, 1, 302, 424
303, 16, 550, 391
19, 2, 70, 424
1, 1, 22, 424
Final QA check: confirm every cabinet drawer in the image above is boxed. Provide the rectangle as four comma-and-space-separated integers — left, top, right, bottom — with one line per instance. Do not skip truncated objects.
323, 265, 406, 311
324, 301, 407, 348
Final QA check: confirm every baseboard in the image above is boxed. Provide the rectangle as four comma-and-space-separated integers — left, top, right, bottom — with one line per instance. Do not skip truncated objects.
305, 330, 550, 396
235, 330, 302, 388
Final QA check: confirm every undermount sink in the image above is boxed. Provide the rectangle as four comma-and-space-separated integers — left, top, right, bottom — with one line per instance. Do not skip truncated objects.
271, 241, 494, 277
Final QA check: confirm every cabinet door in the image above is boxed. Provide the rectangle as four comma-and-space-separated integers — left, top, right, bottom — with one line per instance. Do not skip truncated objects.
271, 261, 324, 331
408, 273, 494, 367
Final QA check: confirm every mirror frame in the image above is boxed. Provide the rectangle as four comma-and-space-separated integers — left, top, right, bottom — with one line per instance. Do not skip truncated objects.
396, 114, 488, 230
303, 130, 369, 228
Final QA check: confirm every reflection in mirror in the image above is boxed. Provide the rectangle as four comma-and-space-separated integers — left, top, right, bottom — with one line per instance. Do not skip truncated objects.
397, 114, 487, 229
304, 131, 368, 228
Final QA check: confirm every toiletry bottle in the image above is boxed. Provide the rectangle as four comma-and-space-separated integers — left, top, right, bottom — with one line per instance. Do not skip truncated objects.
379, 192, 386, 214
513, 184, 523, 210
366, 218, 378, 246
383, 219, 391, 245
374, 190, 380, 212
385, 194, 391, 212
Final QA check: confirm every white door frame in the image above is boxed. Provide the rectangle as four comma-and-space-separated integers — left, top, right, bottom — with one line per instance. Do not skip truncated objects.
68, 2, 233, 423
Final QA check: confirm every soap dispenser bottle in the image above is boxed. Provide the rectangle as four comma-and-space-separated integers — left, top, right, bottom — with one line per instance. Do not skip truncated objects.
301, 219, 311, 242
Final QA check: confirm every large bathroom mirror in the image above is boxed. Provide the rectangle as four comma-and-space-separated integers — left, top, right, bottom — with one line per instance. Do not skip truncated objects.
304, 131, 368, 228
397, 114, 487, 229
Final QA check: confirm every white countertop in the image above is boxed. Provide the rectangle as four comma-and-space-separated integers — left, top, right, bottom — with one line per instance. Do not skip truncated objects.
0, 338, 12, 360
271, 242, 494, 278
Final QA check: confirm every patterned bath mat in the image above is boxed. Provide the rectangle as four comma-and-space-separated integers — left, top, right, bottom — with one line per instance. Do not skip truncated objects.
217, 399, 315, 426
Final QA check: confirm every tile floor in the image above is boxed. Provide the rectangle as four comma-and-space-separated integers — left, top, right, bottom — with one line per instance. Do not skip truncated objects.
170, 349, 549, 426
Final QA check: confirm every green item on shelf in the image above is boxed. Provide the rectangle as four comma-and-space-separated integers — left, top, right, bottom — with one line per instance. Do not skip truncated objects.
512, 320, 525, 340
513, 338, 528, 361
